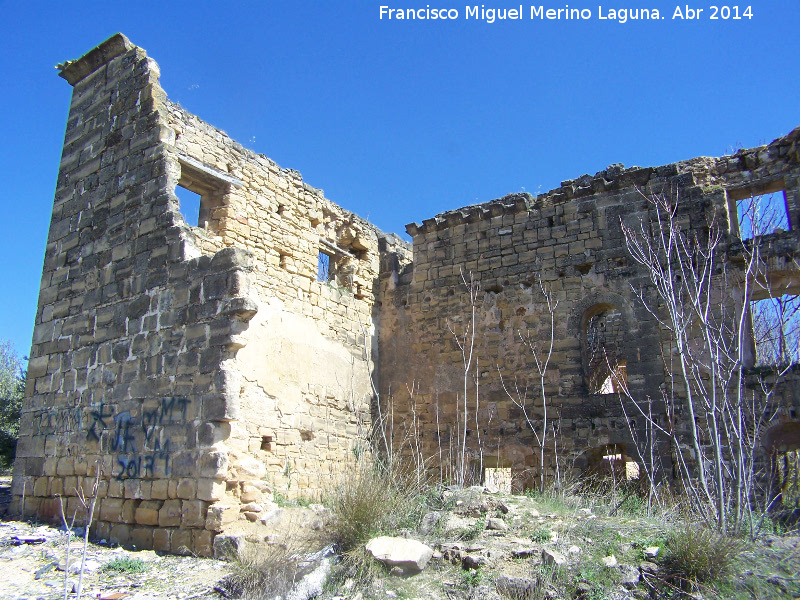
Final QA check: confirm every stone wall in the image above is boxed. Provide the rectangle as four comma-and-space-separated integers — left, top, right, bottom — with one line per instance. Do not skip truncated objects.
379, 129, 800, 488
11, 34, 400, 555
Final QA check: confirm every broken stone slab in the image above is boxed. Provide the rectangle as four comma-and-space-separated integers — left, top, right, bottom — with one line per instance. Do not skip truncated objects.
11, 535, 47, 545
495, 574, 538, 599
462, 554, 488, 569
419, 511, 443, 535
619, 563, 640, 589
510, 546, 537, 558
639, 561, 659, 576
601, 555, 618, 568
286, 556, 332, 600
444, 514, 475, 531
213, 534, 246, 560
486, 517, 507, 530
365, 536, 433, 574
541, 548, 566, 566
644, 546, 660, 558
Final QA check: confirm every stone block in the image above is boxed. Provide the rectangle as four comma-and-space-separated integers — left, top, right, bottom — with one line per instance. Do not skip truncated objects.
171, 529, 194, 555
197, 478, 225, 502
100, 498, 124, 523
181, 500, 207, 528
153, 528, 172, 552
110, 524, 132, 546
159, 499, 182, 527
122, 499, 138, 523
151, 479, 168, 500
56, 458, 75, 476
135, 500, 161, 526
205, 503, 238, 532
194, 530, 214, 557
33, 477, 49, 497
176, 478, 197, 499
131, 526, 154, 550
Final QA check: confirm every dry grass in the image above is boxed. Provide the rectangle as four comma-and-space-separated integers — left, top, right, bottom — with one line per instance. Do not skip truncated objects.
660, 524, 745, 585
216, 543, 306, 600
325, 459, 424, 553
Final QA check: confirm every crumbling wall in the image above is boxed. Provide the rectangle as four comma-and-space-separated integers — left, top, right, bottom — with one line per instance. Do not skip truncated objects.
162, 100, 387, 504
12, 34, 390, 555
380, 129, 800, 488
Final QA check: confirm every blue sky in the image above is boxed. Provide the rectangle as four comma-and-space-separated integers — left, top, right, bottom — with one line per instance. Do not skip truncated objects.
1, 0, 798, 360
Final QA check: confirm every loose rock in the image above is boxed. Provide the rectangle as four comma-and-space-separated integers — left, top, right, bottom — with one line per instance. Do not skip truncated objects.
365, 537, 434, 574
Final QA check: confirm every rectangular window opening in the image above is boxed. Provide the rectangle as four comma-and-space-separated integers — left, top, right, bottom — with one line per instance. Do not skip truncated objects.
751, 294, 800, 366
734, 189, 789, 240
175, 185, 202, 228
317, 251, 334, 282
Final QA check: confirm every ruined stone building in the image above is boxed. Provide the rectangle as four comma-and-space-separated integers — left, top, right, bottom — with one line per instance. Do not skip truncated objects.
11, 34, 800, 555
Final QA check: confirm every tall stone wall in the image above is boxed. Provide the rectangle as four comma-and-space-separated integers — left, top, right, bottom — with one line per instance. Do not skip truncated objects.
11, 34, 397, 555
379, 129, 800, 488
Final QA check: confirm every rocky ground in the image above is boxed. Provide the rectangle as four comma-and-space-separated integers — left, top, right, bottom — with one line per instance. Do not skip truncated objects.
0, 519, 229, 600
1, 475, 799, 600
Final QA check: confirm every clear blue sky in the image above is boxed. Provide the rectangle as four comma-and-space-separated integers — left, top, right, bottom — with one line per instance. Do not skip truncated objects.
1, 1, 798, 361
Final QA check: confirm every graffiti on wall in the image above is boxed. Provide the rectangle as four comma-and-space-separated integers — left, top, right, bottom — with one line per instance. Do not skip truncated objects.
34, 397, 191, 480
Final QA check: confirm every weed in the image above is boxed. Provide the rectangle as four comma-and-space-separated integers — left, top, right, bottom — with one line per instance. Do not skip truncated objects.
217, 544, 304, 600
660, 524, 744, 585
325, 460, 419, 553
457, 516, 485, 541
530, 528, 551, 543
460, 568, 483, 587
102, 557, 149, 574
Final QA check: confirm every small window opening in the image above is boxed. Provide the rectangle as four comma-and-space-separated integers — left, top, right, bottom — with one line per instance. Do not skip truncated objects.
175, 185, 202, 227
585, 306, 627, 394
751, 294, 800, 366
731, 186, 789, 240
260, 436, 273, 451
175, 159, 230, 232
317, 238, 359, 289
318, 251, 333, 282
586, 443, 640, 480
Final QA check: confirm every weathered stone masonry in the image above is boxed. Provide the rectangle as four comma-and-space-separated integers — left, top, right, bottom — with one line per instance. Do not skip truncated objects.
379, 130, 800, 488
11, 34, 396, 555
11, 33, 800, 552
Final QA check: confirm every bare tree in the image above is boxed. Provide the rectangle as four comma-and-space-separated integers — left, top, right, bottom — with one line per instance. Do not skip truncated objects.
447, 269, 480, 487
499, 277, 558, 494
618, 186, 797, 534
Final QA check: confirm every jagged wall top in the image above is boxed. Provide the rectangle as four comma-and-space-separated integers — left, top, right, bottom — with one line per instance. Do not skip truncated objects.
407, 125, 800, 237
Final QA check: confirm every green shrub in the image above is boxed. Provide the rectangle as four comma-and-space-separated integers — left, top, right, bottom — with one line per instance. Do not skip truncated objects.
102, 557, 149, 574
0, 342, 24, 468
457, 516, 485, 541
530, 528, 552, 543
661, 524, 744, 584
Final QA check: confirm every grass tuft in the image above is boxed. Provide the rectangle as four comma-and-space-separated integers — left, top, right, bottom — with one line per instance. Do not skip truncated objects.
661, 524, 744, 584
102, 556, 149, 574
217, 545, 304, 600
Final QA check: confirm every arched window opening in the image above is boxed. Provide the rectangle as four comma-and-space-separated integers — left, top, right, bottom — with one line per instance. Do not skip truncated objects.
584, 306, 627, 394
